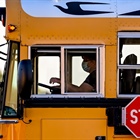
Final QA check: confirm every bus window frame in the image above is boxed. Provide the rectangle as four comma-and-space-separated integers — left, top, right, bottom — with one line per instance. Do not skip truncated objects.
29, 45, 105, 98
117, 32, 140, 98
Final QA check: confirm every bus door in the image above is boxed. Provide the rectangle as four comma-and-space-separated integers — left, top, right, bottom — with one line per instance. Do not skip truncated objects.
0, 40, 20, 139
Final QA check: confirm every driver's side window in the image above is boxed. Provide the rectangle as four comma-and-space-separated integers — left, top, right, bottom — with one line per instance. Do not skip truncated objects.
31, 47, 60, 94
31, 45, 104, 96
38, 56, 60, 94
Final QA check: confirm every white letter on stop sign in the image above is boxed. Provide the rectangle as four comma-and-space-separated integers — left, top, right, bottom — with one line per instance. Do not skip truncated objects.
130, 109, 139, 124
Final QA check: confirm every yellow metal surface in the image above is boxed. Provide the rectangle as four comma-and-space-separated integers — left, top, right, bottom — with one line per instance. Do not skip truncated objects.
105, 45, 117, 98
23, 108, 136, 140
5, 0, 140, 46
23, 108, 106, 140
20, 45, 28, 60
113, 135, 137, 140
5, 0, 21, 42
42, 119, 106, 140
0, 121, 25, 140
25, 108, 106, 119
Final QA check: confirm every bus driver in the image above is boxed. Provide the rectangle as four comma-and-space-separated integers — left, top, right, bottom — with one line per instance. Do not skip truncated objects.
50, 54, 96, 92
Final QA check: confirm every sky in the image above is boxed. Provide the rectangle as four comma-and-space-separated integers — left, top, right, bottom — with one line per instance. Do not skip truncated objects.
0, 0, 5, 7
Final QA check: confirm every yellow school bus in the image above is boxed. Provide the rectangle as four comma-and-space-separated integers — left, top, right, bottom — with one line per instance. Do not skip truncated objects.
0, 0, 140, 139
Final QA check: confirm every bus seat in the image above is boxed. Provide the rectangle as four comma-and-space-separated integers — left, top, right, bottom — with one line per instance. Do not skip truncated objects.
134, 76, 140, 94
121, 54, 137, 93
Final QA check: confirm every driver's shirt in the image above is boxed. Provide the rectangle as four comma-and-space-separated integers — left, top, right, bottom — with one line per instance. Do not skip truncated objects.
84, 70, 96, 91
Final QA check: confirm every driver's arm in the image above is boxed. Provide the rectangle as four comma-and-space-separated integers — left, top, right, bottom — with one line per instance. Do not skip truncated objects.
67, 82, 93, 92
50, 77, 93, 92
50, 77, 61, 84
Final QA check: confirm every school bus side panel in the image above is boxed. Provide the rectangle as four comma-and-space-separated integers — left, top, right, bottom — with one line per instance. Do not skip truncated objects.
24, 108, 107, 140
5, 0, 21, 41
15, 0, 117, 46
106, 45, 117, 98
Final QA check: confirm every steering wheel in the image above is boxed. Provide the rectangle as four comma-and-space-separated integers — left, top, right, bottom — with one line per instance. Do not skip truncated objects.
38, 83, 61, 94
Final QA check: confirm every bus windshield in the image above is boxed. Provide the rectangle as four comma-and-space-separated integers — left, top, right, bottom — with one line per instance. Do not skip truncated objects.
0, 43, 8, 116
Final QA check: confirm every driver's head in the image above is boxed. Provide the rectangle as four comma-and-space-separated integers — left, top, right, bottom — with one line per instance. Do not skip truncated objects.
81, 54, 96, 73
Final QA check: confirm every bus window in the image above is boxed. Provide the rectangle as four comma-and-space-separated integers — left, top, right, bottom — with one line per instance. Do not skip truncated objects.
0, 43, 7, 116
31, 45, 104, 97
64, 47, 98, 94
118, 32, 140, 97
4, 41, 19, 117
31, 47, 60, 94
0, 45, 7, 82
38, 56, 60, 94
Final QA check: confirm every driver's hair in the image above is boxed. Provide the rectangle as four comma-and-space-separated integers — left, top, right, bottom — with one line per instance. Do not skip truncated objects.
82, 53, 96, 61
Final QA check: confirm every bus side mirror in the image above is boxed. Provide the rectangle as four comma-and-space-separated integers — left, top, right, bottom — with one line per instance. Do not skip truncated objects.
17, 59, 32, 100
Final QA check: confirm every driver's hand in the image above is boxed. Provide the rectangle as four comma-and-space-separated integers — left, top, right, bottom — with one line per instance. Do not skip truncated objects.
50, 77, 61, 84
